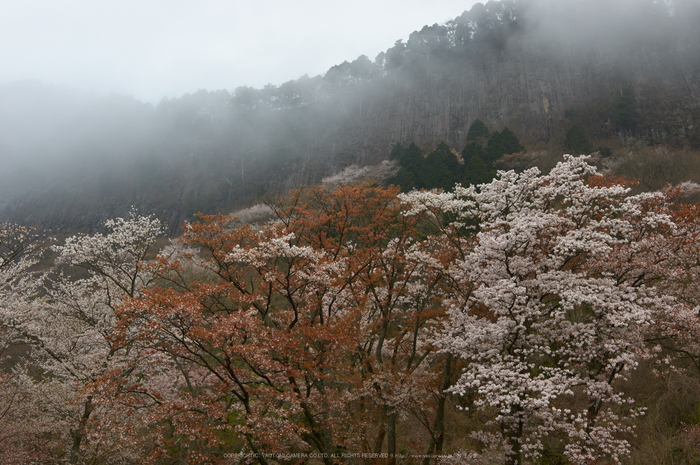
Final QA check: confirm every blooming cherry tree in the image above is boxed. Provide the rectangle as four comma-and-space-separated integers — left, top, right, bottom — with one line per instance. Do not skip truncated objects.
401, 156, 674, 464
0, 224, 48, 461
2, 209, 164, 463
0, 223, 44, 306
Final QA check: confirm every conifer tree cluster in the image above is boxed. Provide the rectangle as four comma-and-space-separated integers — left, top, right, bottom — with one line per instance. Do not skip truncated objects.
390, 119, 524, 191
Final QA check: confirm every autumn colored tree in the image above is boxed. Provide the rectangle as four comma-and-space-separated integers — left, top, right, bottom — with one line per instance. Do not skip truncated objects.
638, 197, 700, 373
275, 184, 456, 460
110, 183, 457, 463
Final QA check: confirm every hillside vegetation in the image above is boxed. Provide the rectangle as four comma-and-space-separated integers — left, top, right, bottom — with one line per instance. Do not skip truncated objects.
3, 2, 700, 461
1, 0, 699, 233
3, 158, 700, 463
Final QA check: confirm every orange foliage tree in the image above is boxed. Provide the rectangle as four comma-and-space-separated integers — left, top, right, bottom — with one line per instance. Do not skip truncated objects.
112, 183, 457, 463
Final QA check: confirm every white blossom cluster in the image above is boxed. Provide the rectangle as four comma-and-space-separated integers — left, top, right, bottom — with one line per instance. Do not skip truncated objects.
401, 156, 669, 464
0, 209, 165, 462
321, 160, 399, 186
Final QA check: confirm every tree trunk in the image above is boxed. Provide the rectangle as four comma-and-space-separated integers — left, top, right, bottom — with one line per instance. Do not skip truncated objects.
423, 353, 452, 465
373, 409, 386, 455
387, 410, 397, 465
503, 418, 523, 465
70, 396, 93, 464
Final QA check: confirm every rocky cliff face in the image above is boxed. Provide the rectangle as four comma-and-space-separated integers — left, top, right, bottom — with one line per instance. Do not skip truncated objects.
322, 31, 700, 166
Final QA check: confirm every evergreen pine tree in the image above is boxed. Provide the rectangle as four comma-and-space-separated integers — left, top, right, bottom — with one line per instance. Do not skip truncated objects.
461, 142, 485, 164
500, 126, 524, 154
466, 119, 490, 141
564, 126, 593, 154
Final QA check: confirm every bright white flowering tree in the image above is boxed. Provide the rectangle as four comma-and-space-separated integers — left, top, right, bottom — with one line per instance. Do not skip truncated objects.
0, 223, 46, 462
400, 156, 676, 465
3, 209, 165, 463
0, 223, 43, 357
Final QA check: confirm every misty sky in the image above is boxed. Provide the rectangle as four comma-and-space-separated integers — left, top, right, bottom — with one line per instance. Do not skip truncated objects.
1, 0, 477, 103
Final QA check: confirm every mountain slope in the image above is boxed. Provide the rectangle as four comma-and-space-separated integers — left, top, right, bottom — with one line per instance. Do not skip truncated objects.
2, 0, 699, 234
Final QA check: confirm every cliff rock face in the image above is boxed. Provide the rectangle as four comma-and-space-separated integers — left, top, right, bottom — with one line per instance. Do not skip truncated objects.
320, 27, 700, 168
2, 0, 699, 234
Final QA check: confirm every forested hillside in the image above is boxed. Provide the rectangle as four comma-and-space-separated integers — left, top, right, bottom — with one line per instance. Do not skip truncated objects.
1, 0, 699, 234
3, 158, 700, 463
4, 1, 700, 462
